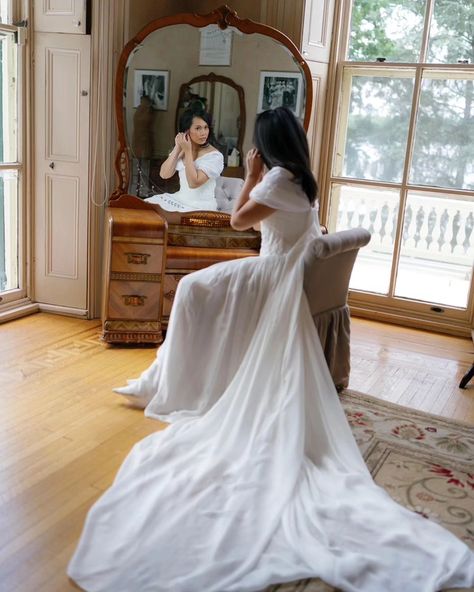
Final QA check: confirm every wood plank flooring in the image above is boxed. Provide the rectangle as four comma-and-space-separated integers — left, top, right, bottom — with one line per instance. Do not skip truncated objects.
0, 312, 473, 591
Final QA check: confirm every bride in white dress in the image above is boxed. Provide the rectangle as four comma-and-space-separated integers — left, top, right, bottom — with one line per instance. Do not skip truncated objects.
68, 108, 474, 592
145, 108, 224, 212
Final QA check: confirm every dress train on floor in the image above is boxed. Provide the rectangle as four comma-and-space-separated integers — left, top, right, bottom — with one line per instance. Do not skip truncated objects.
69, 169, 474, 591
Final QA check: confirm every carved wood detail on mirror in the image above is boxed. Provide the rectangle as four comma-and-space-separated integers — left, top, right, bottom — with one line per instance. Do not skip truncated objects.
102, 4, 313, 344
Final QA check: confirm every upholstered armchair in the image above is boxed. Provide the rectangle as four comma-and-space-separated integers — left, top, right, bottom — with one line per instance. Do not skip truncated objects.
303, 228, 371, 392
215, 176, 245, 213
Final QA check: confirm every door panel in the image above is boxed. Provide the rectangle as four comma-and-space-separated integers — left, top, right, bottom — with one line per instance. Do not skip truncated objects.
48, 49, 81, 159
301, 0, 335, 63
34, 32, 90, 309
45, 175, 79, 278
34, 0, 87, 34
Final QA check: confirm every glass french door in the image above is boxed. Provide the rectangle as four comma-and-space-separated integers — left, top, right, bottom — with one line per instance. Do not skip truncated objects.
325, 0, 474, 331
0, 4, 25, 307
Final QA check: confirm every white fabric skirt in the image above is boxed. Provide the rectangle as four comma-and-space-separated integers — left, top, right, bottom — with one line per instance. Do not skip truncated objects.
68, 230, 474, 592
145, 191, 218, 212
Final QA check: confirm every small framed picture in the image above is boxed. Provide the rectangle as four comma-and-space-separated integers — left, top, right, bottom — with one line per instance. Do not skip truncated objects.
134, 69, 169, 111
257, 71, 303, 116
199, 25, 233, 66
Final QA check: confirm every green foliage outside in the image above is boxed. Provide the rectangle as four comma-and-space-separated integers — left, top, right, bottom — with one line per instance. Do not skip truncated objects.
344, 0, 474, 190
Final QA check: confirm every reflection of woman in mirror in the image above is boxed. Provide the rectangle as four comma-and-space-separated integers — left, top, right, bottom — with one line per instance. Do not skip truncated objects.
144, 107, 223, 211
68, 107, 474, 592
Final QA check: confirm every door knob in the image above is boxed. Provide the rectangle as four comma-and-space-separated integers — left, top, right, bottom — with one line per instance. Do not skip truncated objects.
49, 162, 55, 169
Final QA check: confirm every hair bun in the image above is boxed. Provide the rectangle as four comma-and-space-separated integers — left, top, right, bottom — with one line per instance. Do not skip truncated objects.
187, 99, 207, 116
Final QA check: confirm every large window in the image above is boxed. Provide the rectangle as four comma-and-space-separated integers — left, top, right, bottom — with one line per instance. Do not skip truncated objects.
0, 1, 25, 306
326, 0, 474, 329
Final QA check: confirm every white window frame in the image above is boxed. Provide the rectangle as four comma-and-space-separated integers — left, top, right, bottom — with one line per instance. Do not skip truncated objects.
0, 0, 30, 312
320, 0, 474, 335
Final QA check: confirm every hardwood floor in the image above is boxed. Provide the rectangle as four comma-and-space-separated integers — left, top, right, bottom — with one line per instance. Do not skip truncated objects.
0, 312, 473, 591
349, 318, 474, 423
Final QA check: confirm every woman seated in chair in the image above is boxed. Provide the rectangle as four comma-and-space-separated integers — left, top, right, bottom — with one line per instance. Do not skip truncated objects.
145, 106, 224, 212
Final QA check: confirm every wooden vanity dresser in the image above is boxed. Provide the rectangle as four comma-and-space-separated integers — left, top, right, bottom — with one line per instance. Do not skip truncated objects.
101, 204, 167, 344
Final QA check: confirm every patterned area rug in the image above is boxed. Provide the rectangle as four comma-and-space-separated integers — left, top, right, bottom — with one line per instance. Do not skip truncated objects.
265, 390, 474, 592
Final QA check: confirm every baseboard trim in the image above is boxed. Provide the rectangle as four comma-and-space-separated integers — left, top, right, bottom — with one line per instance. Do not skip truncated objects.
0, 303, 40, 323
38, 303, 89, 318
350, 306, 471, 338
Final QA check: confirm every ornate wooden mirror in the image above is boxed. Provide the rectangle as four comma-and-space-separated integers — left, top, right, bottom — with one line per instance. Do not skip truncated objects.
102, 5, 314, 345
111, 4, 313, 214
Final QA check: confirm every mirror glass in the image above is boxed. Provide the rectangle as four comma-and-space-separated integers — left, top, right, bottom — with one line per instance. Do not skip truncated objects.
123, 24, 307, 206
176, 77, 244, 168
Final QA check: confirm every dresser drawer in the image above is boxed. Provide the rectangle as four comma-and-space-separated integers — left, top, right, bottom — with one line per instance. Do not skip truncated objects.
162, 273, 185, 318
111, 242, 164, 274
108, 280, 161, 320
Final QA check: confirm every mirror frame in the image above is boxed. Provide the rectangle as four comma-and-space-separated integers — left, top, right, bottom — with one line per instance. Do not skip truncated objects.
175, 72, 246, 164
111, 4, 313, 202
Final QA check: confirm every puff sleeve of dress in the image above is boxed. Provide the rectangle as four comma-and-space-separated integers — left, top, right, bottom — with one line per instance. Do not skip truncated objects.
250, 166, 311, 213
195, 151, 224, 179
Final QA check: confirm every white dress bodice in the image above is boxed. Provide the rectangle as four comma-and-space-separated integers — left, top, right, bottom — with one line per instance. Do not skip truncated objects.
251, 166, 321, 256
174, 152, 222, 210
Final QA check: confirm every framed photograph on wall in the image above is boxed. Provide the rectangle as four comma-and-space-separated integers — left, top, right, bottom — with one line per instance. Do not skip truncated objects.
257, 71, 303, 116
134, 69, 169, 111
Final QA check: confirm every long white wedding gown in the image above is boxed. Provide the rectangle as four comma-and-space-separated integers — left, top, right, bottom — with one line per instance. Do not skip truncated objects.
68, 167, 474, 592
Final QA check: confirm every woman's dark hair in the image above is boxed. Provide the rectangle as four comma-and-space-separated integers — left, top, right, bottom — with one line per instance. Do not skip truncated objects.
253, 107, 318, 204
179, 104, 216, 147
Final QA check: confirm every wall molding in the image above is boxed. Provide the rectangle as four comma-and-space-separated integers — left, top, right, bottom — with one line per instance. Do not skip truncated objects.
88, 0, 129, 318
260, 0, 305, 47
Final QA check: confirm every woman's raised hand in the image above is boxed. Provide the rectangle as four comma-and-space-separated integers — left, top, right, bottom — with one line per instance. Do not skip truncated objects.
175, 132, 192, 153
246, 148, 264, 180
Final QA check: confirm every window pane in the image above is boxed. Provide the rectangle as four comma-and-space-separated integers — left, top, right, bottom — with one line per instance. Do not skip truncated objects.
410, 75, 474, 190
328, 183, 400, 294
0, 30, 18, 163
427, 0, 474, 63
0, 169, 19, 292
0, 1, 12, 24
348, 0, 426, 62
395, 192, 474, 307
335, 72, 414, 183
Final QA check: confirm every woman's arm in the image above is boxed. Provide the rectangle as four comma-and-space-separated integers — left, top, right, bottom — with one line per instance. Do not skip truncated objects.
177, 134, 212, 189
231, 149, 275, 231
183, 150, 211, 188
160, 136, 183, 179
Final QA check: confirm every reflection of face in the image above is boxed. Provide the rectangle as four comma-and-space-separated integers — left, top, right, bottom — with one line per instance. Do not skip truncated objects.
188, 117, 209, 146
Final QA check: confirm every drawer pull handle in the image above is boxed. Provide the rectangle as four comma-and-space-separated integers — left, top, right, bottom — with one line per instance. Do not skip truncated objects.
122, 295, 147, 306
125, 252, 151, 265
